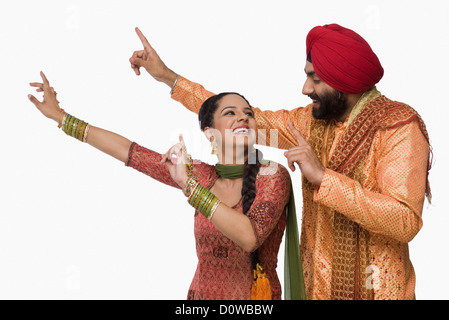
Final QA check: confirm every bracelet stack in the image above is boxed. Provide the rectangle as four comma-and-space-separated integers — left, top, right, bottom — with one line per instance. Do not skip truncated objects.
60, 112, 90, 142
181, 143, 221, 220
184, 177, 221, 221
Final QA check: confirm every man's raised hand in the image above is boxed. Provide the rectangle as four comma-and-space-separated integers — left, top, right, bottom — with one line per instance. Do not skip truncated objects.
129, 27, 177, 87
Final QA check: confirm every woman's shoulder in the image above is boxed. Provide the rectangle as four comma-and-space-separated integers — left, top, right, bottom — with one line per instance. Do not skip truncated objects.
258, 160, 291, 182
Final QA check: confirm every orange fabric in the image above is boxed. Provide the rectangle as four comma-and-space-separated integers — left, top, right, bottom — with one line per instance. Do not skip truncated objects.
171, 76, 430, 300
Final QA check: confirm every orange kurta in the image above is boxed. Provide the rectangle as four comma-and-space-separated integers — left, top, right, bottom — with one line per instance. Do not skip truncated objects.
171, 76, 430, 300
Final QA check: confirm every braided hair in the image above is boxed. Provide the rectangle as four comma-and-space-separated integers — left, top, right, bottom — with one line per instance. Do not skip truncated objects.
199, 93, 263, 269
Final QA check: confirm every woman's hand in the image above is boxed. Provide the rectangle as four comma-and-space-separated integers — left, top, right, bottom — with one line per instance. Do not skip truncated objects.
28, 71, 64, 124
130, 27, 178, 87
160, 134, 190, 189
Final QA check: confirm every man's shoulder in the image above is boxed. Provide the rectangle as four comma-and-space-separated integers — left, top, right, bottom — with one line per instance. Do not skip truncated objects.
369, 95, 422, 129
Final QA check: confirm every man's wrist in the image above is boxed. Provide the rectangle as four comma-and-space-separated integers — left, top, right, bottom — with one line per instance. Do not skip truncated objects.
159, 68, 178, 88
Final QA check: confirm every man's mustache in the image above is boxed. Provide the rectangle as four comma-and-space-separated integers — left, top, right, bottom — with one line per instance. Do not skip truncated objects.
308, 93, 321, 102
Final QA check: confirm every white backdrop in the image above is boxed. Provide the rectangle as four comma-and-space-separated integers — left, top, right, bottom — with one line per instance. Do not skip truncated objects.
1, 0, 448, 300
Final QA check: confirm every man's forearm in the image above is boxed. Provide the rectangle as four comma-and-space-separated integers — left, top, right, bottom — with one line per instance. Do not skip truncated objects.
314, 168, 424, 243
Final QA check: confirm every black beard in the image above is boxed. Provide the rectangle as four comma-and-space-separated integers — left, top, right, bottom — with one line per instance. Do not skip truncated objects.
310, 90, 348, 120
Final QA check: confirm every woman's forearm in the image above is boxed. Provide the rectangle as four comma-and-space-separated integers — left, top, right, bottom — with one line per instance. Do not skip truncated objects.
85, 125, 133, 163
210, 204, 257, 253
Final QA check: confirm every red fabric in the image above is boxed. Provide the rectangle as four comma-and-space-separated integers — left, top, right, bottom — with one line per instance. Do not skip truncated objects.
126, 143, 291, 300
306, 24, 384, 94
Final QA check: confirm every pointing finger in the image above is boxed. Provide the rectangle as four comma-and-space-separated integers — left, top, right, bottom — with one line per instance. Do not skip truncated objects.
179, 134, 186, 147
135, 27, 153, 51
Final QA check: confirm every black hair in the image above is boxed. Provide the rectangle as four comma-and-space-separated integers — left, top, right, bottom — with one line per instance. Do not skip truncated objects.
307, 51, 312, 63
199, 93, 263, 269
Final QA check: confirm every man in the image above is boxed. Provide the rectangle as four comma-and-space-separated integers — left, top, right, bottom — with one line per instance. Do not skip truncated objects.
129, 24, 431, 300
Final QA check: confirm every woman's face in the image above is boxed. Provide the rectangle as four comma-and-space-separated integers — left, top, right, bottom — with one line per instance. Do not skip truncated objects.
205, 94, 257, 160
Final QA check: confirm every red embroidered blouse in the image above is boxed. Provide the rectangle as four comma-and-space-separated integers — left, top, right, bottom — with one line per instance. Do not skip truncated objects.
126, 142, 291, 300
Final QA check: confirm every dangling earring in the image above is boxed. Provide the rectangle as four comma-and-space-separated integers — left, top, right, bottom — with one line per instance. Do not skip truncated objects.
210, 136, 218, 155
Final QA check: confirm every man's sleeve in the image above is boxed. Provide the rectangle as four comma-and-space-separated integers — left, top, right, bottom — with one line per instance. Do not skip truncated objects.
171, 76, 215, 114
313, 120, 429, 243
171, 76, 311, 150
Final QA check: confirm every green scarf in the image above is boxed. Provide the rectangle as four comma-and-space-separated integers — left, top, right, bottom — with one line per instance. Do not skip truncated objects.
215, 163, 306, 300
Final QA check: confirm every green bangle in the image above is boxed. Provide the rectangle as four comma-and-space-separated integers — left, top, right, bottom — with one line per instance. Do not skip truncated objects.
196, 188, 210, 214
190, 184, 204, 207
204, 196, 218, 217
71, 118, 80, 137
198, 191, 213, 216
60, 113, 90, 143
192, 186, 206, 209
68, 116, 76, 136
203, 192, 216, 215
63, 114, 72, 134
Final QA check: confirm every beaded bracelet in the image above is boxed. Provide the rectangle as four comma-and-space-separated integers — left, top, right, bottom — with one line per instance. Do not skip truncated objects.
183, 176, 199, 197
60, 112, 90, 142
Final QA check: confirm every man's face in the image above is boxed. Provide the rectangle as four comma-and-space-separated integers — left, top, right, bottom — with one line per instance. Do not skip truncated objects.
302, 61, 348, 120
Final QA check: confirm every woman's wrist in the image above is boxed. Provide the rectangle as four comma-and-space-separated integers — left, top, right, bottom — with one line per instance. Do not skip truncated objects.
49, 108, 65, 124
184, 180, 221, 221
183, 176, 198, 196
59, 112, 90, 142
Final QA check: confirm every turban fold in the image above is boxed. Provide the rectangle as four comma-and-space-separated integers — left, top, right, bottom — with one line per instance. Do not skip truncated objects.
306, 24, 384, 94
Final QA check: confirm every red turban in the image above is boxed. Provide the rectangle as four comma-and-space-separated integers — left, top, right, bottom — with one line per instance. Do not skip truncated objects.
306, 24, 384, 94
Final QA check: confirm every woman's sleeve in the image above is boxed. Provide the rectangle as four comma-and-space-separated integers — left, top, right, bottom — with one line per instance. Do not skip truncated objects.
125, 142, 180, 189
246, 164, 291, 249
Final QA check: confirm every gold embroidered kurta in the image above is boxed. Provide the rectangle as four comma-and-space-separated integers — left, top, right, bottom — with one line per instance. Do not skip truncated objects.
170, 76, 430, 300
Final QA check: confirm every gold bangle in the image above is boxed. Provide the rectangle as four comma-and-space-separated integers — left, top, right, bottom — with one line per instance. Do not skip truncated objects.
188, 182, 201, 204
58, 110, 66, 128
77, 121, 87, 141
83, 124, 90, 142
208, 200, 221, 221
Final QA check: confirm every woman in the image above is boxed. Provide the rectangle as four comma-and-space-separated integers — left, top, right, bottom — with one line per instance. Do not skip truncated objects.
28, 71, 305, 300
